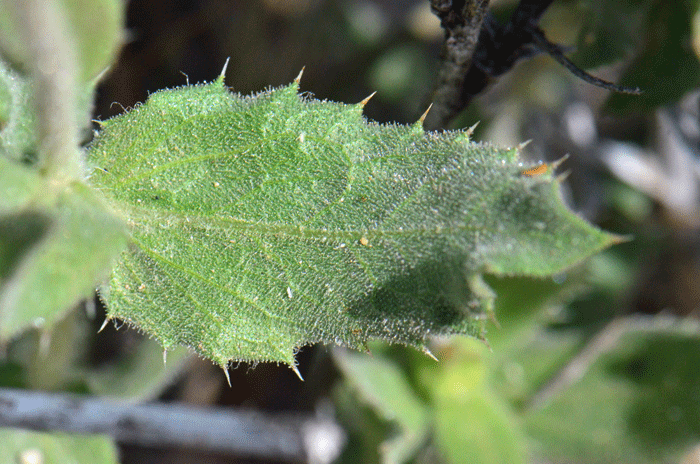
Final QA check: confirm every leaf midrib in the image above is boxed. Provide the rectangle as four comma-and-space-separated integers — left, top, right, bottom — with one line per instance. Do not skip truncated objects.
126, 205, 479, 241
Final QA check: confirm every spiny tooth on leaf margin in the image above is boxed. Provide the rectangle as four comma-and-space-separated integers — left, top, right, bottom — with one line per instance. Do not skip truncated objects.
551, 153, 570, 170
418, 103, 432, 126
463, 122, 480, 141
216, 57, 230, 84
467, 273, 496, 321
556, 170, 572, 183
98, 317, 111, 333
222, 366, 232, 387
411, 104, 433, 134
422, 346, 439, 362
294, 67, 305, 85
516, 139, 532, 152
291, 364, 304, 381
39, 330, 51, 358
358, 91, 377, 107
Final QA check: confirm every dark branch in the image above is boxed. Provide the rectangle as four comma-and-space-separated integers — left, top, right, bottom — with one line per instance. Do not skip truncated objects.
0, 388, 344, 463
425, 0, 490, 130
529, 28, 642, 95
426, 0, 640, 130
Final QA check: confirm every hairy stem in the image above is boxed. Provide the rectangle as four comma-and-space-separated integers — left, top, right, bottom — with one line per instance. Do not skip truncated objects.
14, 0, 83, 180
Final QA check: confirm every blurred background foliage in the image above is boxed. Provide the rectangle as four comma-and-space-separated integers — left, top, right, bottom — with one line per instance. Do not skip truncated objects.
2, 0, 700, 462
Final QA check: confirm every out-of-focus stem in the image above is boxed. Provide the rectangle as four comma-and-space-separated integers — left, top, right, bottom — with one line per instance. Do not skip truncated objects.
14, 0, 83, 181
0, 387, 345, 462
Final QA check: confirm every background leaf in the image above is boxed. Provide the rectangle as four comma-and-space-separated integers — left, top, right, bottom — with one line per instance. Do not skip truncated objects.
0, 0, 127, 342
0, 178, 128, 341
334, 348, 430, 464
0, 60, 36, 163
570, 0, 652, 70
0, 428, 118, 464
431, 339, 527, 464
525, 321, 700, 463
603, 0, 700, 113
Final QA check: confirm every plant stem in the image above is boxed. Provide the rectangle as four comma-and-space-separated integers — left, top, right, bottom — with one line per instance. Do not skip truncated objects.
426, 0, 490, 131
15, 0, 83, 180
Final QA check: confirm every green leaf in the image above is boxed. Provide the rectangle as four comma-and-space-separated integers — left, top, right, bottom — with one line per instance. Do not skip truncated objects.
0, 169, 128, 340
6, 309, 91, 391
334, 348, 430, 464
420, 338, 527, 464
481, 273, 591, 409
604, 0, 700, 113
0, 428, 118, 464
525, 322, 700, 464
571, 0, 653, 70
87, 77, 619, 366
0, 155, 43, 215
0, 59, 36, 163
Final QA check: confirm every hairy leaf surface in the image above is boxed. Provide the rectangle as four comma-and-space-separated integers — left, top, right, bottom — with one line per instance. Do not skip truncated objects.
87, 77, 618, 366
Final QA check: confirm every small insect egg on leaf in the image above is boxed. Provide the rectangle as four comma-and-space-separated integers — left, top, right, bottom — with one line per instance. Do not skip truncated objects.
359, 236, 369, 246
522, 164, 548, 177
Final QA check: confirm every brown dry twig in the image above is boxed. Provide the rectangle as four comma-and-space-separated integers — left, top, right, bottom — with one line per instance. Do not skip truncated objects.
426, 0, 490, 131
